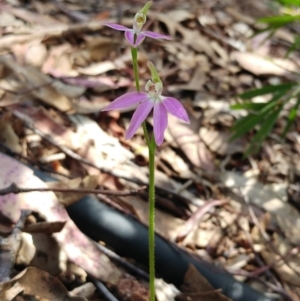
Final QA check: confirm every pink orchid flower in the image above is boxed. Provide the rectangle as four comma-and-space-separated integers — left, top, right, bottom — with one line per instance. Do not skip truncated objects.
104, 1, 171, 47
102, 79, 190, 146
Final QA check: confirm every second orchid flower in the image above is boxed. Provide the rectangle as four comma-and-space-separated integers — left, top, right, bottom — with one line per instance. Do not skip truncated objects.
104, 1, 171, 47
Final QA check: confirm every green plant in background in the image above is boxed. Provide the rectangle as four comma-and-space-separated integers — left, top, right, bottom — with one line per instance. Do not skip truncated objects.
230, 0, 300, 156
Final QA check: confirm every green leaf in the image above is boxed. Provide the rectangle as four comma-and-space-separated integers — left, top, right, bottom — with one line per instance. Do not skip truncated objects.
230, 113, 265, 142
286, 35, 300, 56
231, 102, 266, 111
244, 105, 283, 156
231, 92, 286, 142
239, 82, 296, 100
252, 106, 282, 144
259, 14, 300, 25
282, 96, 300, 136
275, 0, 300, 7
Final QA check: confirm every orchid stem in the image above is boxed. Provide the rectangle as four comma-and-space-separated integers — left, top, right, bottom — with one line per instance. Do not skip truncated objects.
148, 136, 156, 301
131, 46, 156, 301
131, 47, 150, 146
131, 47, 140, 92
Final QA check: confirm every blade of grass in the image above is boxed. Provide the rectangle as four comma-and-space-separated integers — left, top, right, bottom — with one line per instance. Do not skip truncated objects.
282, 96, 300, 137
239, 83, 296, 100
244, 105, 283, 156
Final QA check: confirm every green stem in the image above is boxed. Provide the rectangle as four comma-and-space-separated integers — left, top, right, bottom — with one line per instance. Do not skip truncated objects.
131, 47, 140, 92
131, 47, 150, 146
148, 136, 156, 301
131, 45, 156, 301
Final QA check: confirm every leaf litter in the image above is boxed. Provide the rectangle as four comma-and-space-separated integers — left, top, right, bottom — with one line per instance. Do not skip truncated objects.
0, 0, 300, 301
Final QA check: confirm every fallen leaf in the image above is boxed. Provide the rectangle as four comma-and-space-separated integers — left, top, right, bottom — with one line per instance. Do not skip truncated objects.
0, 121, 22, 153
221, 170, 300, 244
0, 55, 73, 112
178, 265, 233, 301
231, 51, 298, 76
0, 267, 87, 301
262, 233, 300, 286
0, 153, 121, 284
77, 61, 118, 76
166, 115, 214, 171
199, 128, 245, 155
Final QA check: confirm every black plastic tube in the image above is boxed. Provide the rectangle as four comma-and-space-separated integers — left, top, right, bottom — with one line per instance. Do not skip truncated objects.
30, 166, 274, 301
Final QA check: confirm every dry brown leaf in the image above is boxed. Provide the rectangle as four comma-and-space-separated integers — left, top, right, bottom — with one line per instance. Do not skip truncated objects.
0, 21, 104, 51
17, 232, 63, 275
70, 282, 96, 298
84, 36, 121, 62
178, 265, 233, 301
117, 275, 149, 301
42, 43, 79, 77
0, 121, 22, 153
0, 55, 73, 111
72, 96, 110, 114
169, 67, 207, 92
0, 153, 121, 284
23, 221, 66, 234
176, 200, 227, 243
4, 5, 63, 27
193, 228, 222, 249
177, 25, 216, 59
77, 61, 118, 75
159, 147, 193, 178
13, 105, 81, 149
165, 10, 195, 23
221, 171, 300, 244
231, 51, 298, 76
199, 128, 245, 156
250, 32, 271, 56
225, 7, 255, 25
166, 115, 214, 171
226, 254, 250, 270
0, 267, 87, 301
262, 233, 300, 286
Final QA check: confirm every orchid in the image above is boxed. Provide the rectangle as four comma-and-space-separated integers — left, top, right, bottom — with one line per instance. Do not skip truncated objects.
102, 4, 189, 301
102, 62, 189, 146
104, 1, 171, 47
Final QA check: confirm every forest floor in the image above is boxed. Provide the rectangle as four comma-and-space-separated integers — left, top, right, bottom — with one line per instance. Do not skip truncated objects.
0, 0, 300, 301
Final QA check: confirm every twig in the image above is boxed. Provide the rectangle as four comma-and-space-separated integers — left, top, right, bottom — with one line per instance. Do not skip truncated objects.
91, 278, 120, 301
95, 243, 149, 280
175, 199, 228, 242
228, 269, 295, 301
0, 182, 145, 197
10, 118, 197, 208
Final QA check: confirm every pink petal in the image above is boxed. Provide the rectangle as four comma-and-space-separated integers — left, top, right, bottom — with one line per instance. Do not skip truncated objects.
125, 100, 154, 140
153, 102, 168, 146
103, 23, 129, 31
142, 31, 172, 40
102, 92, 148, 111
162, 97, 190, 123
125, 31, 145, 47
